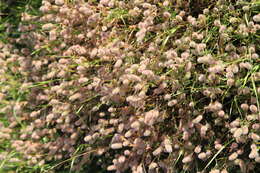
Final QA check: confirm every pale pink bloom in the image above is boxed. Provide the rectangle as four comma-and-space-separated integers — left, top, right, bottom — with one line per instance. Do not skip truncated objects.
144, 109, 159, 126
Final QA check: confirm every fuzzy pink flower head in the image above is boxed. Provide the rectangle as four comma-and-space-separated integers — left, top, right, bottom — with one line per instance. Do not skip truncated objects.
253, 14, 260, 22
42, 23, 55, 31
107, 165, 116, 171
206, 101, 223, 112
153, 146, 162, 156
182, 154, 193, 163
148, 162, 158, 170
111, 143, 123, 149
197, 54, 214, 64
194, 145, 202, 153
144, 109, 159, 126
55, 0, 64, 6
163, 138, 172, 153
229, 152, 238, 161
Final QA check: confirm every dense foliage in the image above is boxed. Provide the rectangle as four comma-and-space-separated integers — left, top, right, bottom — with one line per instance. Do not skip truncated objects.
0, 0, 259, 172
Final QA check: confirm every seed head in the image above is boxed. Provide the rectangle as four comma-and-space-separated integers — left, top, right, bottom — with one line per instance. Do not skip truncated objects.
251, 133, 260, 141
253, 14, 260, 22
242, 6, 250, 11
118, 155, 126, 163
194, 145, 202, 153
144, 109, 159, 126
42, 23, 54, 31
149, 162, 158, 170
111, 143, 123, 149
114, 59, 123, 68
229, 152, 238, 161
210, 169, 220, 173
249, 105, 258, 113
107, 165, 116, 171
164, 139, 172, 153
131, 121, 140, 129
240, 103, 249, 111
84, 135, 92, 142
252, 123, 260, 130
234, 128, 243, 138
153, 146, 162, 156
182, 154, 193, 163
249, 150, 259, 159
